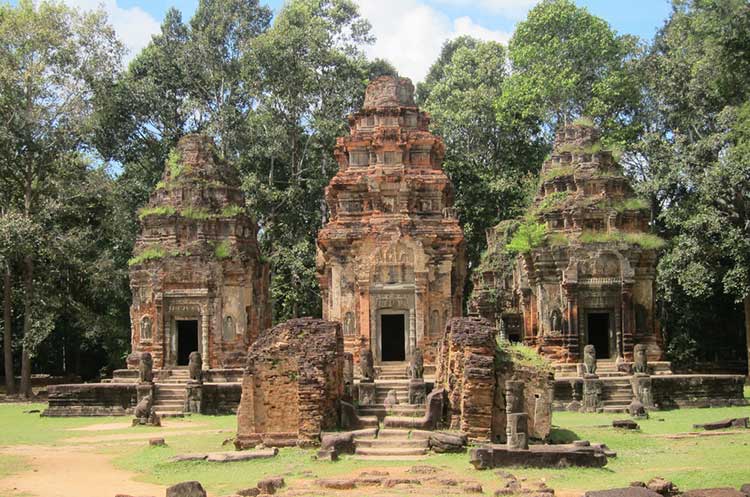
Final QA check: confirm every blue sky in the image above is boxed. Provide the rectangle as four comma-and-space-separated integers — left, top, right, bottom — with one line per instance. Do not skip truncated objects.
9, 0, 673, 81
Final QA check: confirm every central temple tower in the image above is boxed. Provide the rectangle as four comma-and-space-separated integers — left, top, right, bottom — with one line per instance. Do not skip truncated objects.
317, 76, 466, 369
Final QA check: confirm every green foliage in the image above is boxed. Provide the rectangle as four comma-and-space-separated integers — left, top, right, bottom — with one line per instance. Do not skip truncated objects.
609, 197, 649, 212
666, 333, 699, 370
547, 231, 570, 247
213, 240, 231, 260
541, 166, 575, 182
180, 206, 212, 220
572, 116, 595, 127
579, 230, 666, 249
128, 246, 167, 266
167, 149, 183, 178
535, 191, 571, 213
220, 205, 244, 217
137, 206, 176, 219
496, 337, 553, 373
496, 0, 644, 144
420, 37, 546, 270
506, 220, 547, 254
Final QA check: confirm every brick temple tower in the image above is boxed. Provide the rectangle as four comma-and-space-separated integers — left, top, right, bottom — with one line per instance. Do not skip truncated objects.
316, 76, 467, 369
129, 134, 270, 370
471, 122, 662, 363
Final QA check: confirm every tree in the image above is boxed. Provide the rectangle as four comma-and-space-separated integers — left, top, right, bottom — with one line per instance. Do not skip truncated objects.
641, 0, 750, 374
419, 37, 546, 272
0, 0, 123, 395
497, 0, 643, 143
240, 0, 374, 321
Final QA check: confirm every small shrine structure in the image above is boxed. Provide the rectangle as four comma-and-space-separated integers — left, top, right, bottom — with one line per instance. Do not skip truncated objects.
317, 76, 466, 368
129, 134, 270, 370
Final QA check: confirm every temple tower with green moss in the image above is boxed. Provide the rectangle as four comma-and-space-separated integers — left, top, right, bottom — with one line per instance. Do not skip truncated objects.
470, 122, 663, 364
128, 134, 270, 370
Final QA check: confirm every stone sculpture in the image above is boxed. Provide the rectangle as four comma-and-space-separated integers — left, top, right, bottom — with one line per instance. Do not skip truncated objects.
406, 348, 424, 379
138, 352, 153, 383
583, 345, 597, 376
633, 344, 649, 374
359, 345, 375, 381
133, 394, 160, 426
188, 351, 203, 383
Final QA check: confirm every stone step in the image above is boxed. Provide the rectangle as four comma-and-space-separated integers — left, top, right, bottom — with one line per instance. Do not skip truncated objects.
377, 429, 431, 439
602, 406, 629, 414
155, 411, 185, 418
154, 405, 184, 412
354, 447, 428, 457
358, 406, 424, 418
356, 438, 429, 449
352, 454, 427, 461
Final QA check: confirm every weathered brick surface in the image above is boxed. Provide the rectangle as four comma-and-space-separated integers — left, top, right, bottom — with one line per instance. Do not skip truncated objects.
129, 134, 270, 370
436, 317, 553, 443
471, 123, 661, 363
236, 318, 344, 448
435, 317, 497, 442
42, 384, 138, 417
316, 76, 466, 369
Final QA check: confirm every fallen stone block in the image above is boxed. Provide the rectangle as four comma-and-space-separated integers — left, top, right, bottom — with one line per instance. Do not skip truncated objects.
316, 478, 357, 490
257, 477, 285, 495
646, 477, 678, 496
682, 489, 749, 497
584, 488, 662, 497
170, 454, 208, 462
320, 431, 355, 455
383, 478, 422, 487
166, 481, 207, 497
429, 432, 467, 453
471, 443, 609, 470
740, 484, 750, 496
463, 482, 483, 493
206, 449, 277, 462
693, 418, 749, 431
613, 419, 639, 430
149, 438, 166, 447
236, 488, 260, 497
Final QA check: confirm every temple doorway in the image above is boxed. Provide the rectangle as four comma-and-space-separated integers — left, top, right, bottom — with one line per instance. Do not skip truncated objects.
177, 320, 198, 366
587, 312, 610, 359
380, 314, 406, 362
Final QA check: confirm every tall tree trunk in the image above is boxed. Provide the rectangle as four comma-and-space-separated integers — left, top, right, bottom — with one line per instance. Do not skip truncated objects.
19, 255, 33, 398
745, 295, 750, 384
3, 264, 15, 395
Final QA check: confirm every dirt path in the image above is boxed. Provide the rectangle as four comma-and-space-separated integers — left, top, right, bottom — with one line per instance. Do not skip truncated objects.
0, 445, 166, 497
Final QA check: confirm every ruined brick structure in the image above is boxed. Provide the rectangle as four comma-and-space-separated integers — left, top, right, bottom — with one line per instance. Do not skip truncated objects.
235, 318, 344, 448
317, 76, 466, 369
471, 123, 661, 363
435, 317, 553, 443
129, 134, 270, 370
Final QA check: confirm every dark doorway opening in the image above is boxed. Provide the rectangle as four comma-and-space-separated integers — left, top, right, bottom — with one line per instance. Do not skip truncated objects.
177, 320, 198, 366
587, 312, 610, 359
381, 314, 405, 362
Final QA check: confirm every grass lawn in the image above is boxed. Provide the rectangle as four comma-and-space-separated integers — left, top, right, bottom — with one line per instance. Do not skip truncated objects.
1, 393, 749, 496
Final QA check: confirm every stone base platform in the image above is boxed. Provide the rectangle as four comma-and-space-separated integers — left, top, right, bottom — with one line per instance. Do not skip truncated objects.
553, 374, 747, 411
43, 371, 242, 417
469, 441, 612, 469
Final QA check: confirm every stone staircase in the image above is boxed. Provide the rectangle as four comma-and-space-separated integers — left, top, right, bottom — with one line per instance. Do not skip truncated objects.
376, 362, 408, 380
153, 369, 189, 417
595, 360, 628, 378
353, 428, 430, 460
601, 377, 634, 413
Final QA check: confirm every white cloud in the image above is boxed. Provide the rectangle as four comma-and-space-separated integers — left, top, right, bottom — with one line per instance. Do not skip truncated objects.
356, 0, 512, 83
62, 0, 161, 61
434, 0, 538, 19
